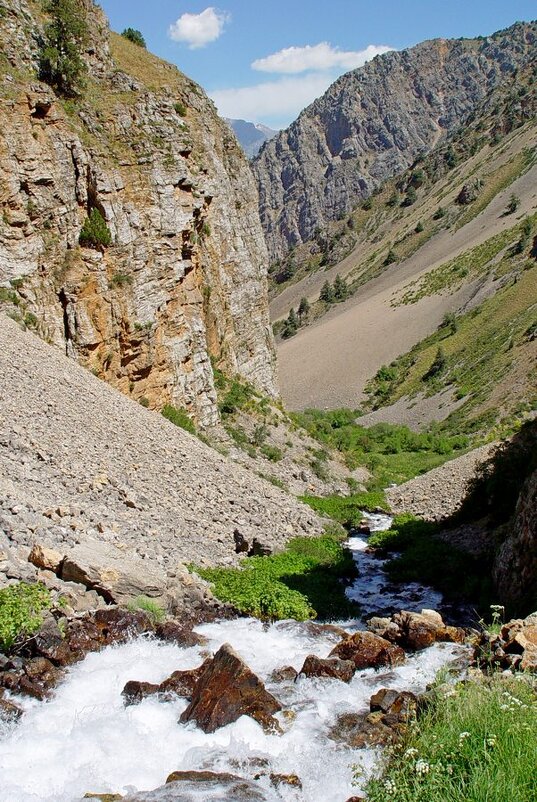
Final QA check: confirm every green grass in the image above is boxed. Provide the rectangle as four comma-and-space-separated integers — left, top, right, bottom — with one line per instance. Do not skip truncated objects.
364, 255, 537, 438
368, 514, 492, 608
300, 491, 388, 526
363, 673, 537, 802
0, 582, 52, 652
193, 531, 358, 621
161, 404, 197, 435
126, 595, 165, 624
293, 409, 468, 487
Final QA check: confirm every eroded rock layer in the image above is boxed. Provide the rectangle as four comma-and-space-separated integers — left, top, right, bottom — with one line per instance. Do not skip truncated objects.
0, 0, 276, 426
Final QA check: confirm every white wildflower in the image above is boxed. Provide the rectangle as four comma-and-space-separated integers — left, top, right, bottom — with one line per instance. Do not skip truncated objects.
459, 731, 471, 740
415, 759, 430, 775
404, 747, 419, 759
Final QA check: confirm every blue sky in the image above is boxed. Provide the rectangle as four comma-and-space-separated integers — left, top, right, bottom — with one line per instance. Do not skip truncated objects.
99, 1, 536, 129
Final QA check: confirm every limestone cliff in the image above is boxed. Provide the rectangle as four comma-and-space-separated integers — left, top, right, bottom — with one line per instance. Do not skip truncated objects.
253, 22, 537, 261
0, 0, 276, 426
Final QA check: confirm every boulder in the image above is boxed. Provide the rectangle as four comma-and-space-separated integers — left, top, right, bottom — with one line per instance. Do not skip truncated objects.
120, 771, 266, 801
28, 543, 63, 573
369, 688, 418, 722
269, 665, 298, 683
368, 610, 465, 651
0, 690, 23, 721
299, 655, 355, 682
154, 621, 207, 649
329, 631, 405, 669
180, 643, 282, 733
122, 660, 210, 706
60, 539, 167, 606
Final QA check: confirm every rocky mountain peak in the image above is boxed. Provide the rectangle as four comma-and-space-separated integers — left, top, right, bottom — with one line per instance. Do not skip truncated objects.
253, 20, 537, 261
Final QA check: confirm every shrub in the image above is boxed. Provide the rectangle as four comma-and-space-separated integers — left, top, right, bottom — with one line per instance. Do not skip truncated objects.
260, 444, 283, 462
505, 193, 520, 215
298, 296, 310, 320
174, 101, 187, 117
121, 28, 146, 48
79, 209, 112, 249
319, 280, 335, 304
39, 0, 88, 97
109, 272, 132, 288
423, 346, 447, 380
384, 249, 398, 265
333, 273, 348, 301
127, 595, 165, 624
193, 532, 358, 621
161, 404, 196, 435
0, 583, 52, 652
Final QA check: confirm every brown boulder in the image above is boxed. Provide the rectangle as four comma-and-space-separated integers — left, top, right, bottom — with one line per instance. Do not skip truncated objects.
269, 665, 298, 682
154, 620, 207, 648
28, 544, 63, 573
392, 610, 464, 650
122, 680, 160, 706
330, 631, 405, 669
180, 643, 282, 733
123, 660, 211, 705
369, 688, 418, 722
0, 690, 23, 721
299, 655, 355, 682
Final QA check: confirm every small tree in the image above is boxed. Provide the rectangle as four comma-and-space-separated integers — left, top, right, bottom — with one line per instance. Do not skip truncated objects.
401, 186, 417, 207
281, 308, 298, 339
121, 28, 146, 48
333, 274, 348, 301
39, 0, 88, 97
298, 297, 310, 320
79, 208, 112, 249
384, 249, 397, 266
506, 194, 520, 215
319, 280, 335, 304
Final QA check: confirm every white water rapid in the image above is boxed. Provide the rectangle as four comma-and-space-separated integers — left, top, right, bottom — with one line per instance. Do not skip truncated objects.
0, 515, 466, 802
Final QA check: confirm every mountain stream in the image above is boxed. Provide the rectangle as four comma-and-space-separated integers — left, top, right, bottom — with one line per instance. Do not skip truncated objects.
0, 514, 467, 802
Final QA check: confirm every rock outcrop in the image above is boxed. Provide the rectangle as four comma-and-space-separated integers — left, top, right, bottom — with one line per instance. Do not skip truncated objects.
0, 0, 276, 427
179, 643, 282, 732
329, 631, 406, 669
494, 469, 537, 616
253, 22, 537, 260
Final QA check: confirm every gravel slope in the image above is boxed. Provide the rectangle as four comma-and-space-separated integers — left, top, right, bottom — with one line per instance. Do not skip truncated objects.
0, 316, 323, 572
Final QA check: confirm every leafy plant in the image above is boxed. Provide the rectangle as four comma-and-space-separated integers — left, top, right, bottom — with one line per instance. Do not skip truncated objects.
174, 102, 187, 116
0, 583, 52, 652
193, 532, 358, 621
79, 209, 112, 249
39, 0, 88, 97
121, 28, 146, 48
161, 404, 197, 435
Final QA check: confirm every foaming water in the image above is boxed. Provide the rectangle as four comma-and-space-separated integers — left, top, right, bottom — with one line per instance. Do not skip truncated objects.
0, 511, 463, 801
0, 620, 466, 802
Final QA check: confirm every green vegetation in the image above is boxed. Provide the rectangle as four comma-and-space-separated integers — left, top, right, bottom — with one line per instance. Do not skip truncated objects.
121, 28, 146, 48
301, 491, 387, 526
364, 674, 537, 802
79, 209, 112, 249
193, 531, 358, 621
367, 514, 492, 607
0, 582, 52, 652
174, 101, 187, 116
293, 409, 468, 487
161, 404, 197, 436
126, 595, 165, 624
365, 257, 537, 437
39, 0, 88, 97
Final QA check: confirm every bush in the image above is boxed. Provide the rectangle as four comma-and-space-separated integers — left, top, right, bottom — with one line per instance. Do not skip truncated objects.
39, 0, 88, 97
260, 444, 283, 462
161, 404, 196, 435
174, 101, 187, 116
193, 532, 358, 621
79, 209, 112, 249
0, 583, 52, 652
121, 28, 146, 48
320, 280, 335, 304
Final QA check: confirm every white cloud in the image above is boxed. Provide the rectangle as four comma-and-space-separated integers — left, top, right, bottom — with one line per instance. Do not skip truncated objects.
252, 42, 392, 74
168, 7, 229, 49
210, 73, 335, 124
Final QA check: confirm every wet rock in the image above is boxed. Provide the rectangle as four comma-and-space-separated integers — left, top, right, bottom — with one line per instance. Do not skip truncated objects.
299, 655, 355, 682
393, 610, 465, 650
0, 689, 23, 721
122, 680, 160, 706
369, 688, 418, 722
269, 665, 298, 682
270, 773, 302, 789
154, 621, 207, 649
180, 643, 282, 733
121, 771, 266, 801
83, 795, 123, 801
330, 631, 405, 669
122, 660, 210, 706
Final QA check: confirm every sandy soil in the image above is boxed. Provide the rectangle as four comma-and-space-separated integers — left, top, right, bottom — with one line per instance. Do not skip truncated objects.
276, 163, 537, 410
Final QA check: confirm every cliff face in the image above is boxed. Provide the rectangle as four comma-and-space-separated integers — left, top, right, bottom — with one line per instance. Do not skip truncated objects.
253, 22, 537, 261
0, 0, 276, 426
494, 469, 537, 616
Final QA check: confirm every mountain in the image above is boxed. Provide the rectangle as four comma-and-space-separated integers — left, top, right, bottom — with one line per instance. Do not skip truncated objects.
0, 0, 276, 428
253, 22, 537, 262
225, 118, 278, 158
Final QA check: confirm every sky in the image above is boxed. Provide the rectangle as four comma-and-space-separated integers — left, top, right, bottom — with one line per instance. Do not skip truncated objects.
99, 1, 536, 129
